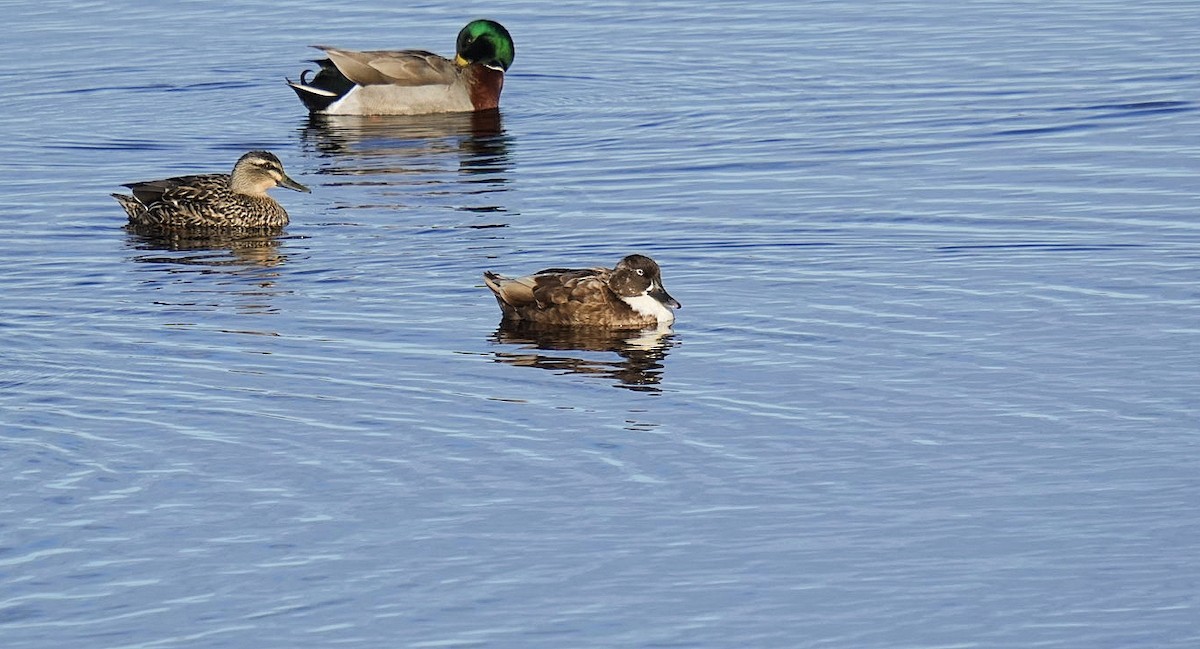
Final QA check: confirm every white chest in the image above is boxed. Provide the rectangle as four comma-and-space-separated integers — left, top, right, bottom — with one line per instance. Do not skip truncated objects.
621, 294, 676, 324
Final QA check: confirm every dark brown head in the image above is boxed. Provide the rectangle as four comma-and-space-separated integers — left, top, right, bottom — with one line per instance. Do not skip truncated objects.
609, 254, 681, 310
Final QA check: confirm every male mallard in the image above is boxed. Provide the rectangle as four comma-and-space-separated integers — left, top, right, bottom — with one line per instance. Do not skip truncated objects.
483, 255, 681, 327
287, 19, 515, 116
112, 151, 309, 231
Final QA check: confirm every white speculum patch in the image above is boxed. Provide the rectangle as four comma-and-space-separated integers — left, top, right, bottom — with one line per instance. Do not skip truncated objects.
621, 293, 677, 323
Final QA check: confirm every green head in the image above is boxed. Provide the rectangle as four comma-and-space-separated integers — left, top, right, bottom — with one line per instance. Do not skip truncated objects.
455, 19, 515, 72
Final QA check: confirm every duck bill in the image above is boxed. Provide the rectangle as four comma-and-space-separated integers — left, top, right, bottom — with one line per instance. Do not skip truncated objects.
455, 53, 470, 67
649, 285, 681, 310
279, 174, 311, 193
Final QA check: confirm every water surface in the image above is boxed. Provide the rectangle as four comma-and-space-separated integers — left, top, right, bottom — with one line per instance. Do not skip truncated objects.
2, 1, 1199, 647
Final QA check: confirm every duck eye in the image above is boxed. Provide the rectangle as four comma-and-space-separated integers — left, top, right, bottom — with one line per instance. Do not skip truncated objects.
636, 269, 644, 276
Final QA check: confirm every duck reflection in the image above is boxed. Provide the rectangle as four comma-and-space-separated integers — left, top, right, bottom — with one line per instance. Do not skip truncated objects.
300, 110, 511, 224
301, 110, 509, 175
127, 228, 289, 265
125, 229, 295, 317
489, 321, 678, 393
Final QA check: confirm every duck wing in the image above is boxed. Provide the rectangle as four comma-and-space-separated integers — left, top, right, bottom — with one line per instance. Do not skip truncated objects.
123, 174, 229, 207
315, 47, 459, 87
529, 267, 612, 307
484, 267, 605, 307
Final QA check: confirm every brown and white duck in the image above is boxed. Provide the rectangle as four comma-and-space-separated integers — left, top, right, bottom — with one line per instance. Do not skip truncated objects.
483, 254, 681, 327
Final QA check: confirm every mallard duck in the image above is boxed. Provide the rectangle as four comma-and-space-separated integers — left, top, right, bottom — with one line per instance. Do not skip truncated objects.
112, 151, 309, 231
287, 19, 515, 116
483, 255, 681, 327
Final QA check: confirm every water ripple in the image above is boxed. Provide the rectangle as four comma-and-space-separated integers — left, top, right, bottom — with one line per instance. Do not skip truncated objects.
2, 1, 1200, 648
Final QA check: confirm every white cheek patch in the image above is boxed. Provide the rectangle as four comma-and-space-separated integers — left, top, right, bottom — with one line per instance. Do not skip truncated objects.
621, 294, 677, 324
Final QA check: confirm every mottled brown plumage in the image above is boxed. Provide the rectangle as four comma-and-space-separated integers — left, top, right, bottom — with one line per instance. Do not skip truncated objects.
483, 255, 681, 327
112, 151, 309, 232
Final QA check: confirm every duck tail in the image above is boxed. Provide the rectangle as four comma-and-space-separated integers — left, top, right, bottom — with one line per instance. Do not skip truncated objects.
286, 59, 354, 113
483, 271, 506, 295
111, 193, 144, 221
484, 271, 537, 308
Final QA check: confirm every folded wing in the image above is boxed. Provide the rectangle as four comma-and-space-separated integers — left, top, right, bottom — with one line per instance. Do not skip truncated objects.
317, 47, 459, 87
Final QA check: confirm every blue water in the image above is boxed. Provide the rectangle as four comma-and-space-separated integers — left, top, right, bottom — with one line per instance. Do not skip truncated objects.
3, 1, 1200, 647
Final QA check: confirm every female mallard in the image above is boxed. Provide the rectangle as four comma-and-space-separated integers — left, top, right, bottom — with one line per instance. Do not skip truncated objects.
112, 151, 309, 231
483, 255, 681, 327
287, 19, 515, 116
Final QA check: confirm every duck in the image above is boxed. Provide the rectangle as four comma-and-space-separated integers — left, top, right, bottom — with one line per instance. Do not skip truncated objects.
287, 19, 515, 116
112, 151, 309, 231
483, 255, 681, 327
